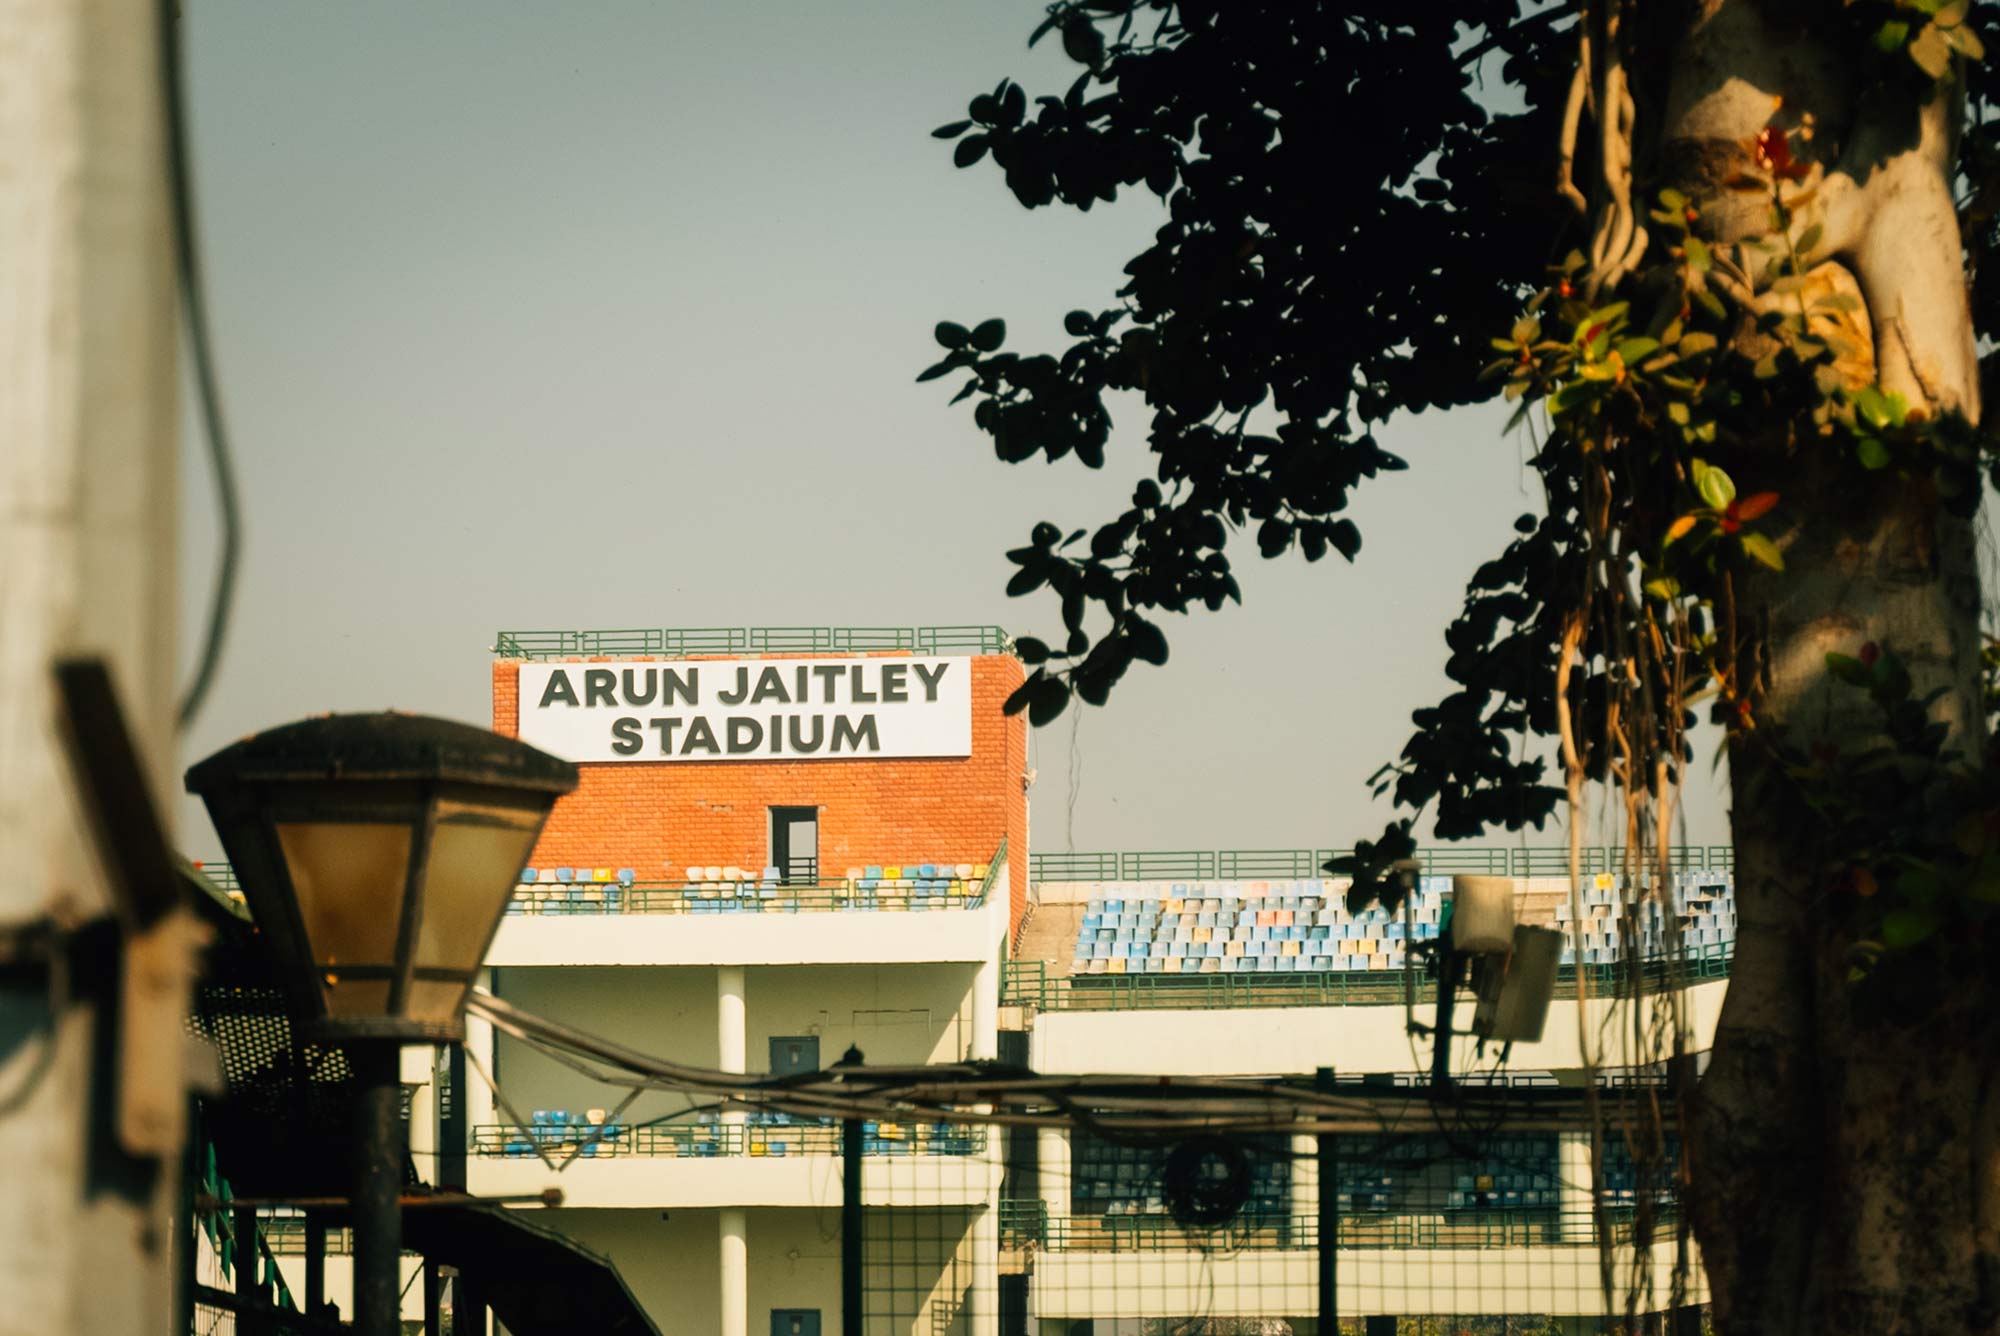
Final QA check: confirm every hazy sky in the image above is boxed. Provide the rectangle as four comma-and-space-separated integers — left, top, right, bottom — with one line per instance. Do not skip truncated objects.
173, 1, 1729, 858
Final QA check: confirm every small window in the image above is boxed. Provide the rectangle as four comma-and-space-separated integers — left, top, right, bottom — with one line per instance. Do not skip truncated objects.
769, 806, 818, 884
771, 1311, 820, 1336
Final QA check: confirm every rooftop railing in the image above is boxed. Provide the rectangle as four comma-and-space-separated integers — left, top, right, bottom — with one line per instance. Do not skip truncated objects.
1029, 844, 1735, 882
504, 837, 1005, 917
1021, 1205, 1680, 1253
493, 625, 1011, 659
506, 879, 988, 916
1003, 942, 1734, 1013
471, 1121, 986, 1158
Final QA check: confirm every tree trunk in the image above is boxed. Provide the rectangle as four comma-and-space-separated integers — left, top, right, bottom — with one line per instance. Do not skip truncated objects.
1662, 4, 1995, 1332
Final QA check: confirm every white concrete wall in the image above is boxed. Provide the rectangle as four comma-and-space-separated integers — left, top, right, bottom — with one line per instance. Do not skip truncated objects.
489, 963, 983, 1126
488, 890, 1008, 967
1030, 1240, 1704, 1320
1031, 978, 1728, 1077
471, 1149, 1001, 1211
537, 1205, 981, 1336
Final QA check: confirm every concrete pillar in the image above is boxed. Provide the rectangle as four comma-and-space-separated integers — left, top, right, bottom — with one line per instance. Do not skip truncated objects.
1290, 1132, 1319, 1245
719, 1208, 748, 1336
466, 971, 497, 1130
1037, 1128, 1070, 1229
1559, 1131, 1594, 1242
0, 1, 180, 1330
718, 967, 747, 1073
970, 952, 1000, 1062
718, 966, 748, 1142
969, 1202, 1000, 1336
402, 1045, 436, 1168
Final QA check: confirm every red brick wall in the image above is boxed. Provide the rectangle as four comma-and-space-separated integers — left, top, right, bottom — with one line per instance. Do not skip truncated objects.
494, 654, 1029, 931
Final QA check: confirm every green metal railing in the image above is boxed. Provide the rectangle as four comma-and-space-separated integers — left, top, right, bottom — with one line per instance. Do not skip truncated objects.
506, 840, 1004, 916
1003, 942, 1734, 1013
1020, 1206, 1680, 1252
1030, 845, 1735, 881
471, 1121, 986, 1158
494, 625, 1010, 659
506, 880, 987, 916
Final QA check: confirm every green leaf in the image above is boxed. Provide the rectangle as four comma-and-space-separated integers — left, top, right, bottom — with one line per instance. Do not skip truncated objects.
1614, 336, 1660, 363
1852, 385, 1899, 429
1676, 331, 1718, 356
970, 318, 1007, 351
1125, 617, 1168, 666
1909, 22, 1953, 77
1740, 532, 1784, 570
1694, 458, 1737, 511
1684, 236, 1712, 273
1796, 222, 1824, 257
1667, 400, 1691, 426
953, 136, 991, 168
1857, 437, 1893, 470
1644, 576, 1682, 600
1657, 187, 1688, 212
935, 321, 971, 350
1874, 17, 1912, 51
1825, 652, 1872, 686
1881, 907, 1939, 949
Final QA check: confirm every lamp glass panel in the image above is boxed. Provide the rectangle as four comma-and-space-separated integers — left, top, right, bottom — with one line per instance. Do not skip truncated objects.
415, 799, 544, 974
321, 978, 392, 1019
275, 821, 412, 972
404, 979, 472, 1028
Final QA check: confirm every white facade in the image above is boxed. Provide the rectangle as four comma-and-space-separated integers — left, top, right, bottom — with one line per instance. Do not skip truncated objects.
420, 862, 1727, 1335
456, 858, 1015, 1336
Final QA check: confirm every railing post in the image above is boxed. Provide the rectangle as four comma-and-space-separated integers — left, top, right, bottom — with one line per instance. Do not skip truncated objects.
1317, 1067, 1338, 1333
841, 1046, 865, 1336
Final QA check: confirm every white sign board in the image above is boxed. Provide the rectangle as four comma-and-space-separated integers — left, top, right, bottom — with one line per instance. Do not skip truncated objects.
516, 657, 972, 763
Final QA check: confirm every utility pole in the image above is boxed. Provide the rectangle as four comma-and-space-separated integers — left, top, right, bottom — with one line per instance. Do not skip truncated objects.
0, 0, 182, 1332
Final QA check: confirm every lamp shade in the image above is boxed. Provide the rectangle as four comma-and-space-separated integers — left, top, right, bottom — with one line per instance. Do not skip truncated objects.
187, 713, 577, 1041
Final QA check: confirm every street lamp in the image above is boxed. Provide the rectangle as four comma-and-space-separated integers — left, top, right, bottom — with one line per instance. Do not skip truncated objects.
187, 712, 576, 1336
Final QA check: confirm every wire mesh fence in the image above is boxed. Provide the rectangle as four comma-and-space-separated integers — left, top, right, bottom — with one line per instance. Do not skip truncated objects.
858, 1118, 1705, 1336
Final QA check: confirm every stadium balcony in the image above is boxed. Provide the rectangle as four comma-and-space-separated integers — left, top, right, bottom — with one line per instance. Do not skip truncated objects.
465, 1112, 1000, 1210
509, 841, 1015, 967
1015, 850, 1736, 1077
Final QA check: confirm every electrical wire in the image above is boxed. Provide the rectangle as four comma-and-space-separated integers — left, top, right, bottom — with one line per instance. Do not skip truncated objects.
466, 991, 1675, 1139
161, 0, 244, 730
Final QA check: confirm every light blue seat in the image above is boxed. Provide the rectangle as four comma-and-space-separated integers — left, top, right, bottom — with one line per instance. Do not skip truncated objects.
617, 868, 635, 886
556, 867, 574, 883
865, 866, 883, 880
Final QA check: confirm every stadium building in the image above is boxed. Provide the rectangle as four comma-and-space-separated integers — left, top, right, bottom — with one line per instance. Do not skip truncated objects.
240, 626, 1736, 1335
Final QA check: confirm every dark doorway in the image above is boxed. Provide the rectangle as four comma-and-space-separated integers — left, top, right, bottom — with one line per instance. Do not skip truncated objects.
770, 806, 818, 884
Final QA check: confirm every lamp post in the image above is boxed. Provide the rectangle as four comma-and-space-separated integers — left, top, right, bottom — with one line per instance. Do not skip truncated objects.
187, 713, 576, 1336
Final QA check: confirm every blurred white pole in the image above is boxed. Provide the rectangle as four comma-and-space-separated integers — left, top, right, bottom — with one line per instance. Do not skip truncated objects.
0, 0, 181, 1331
